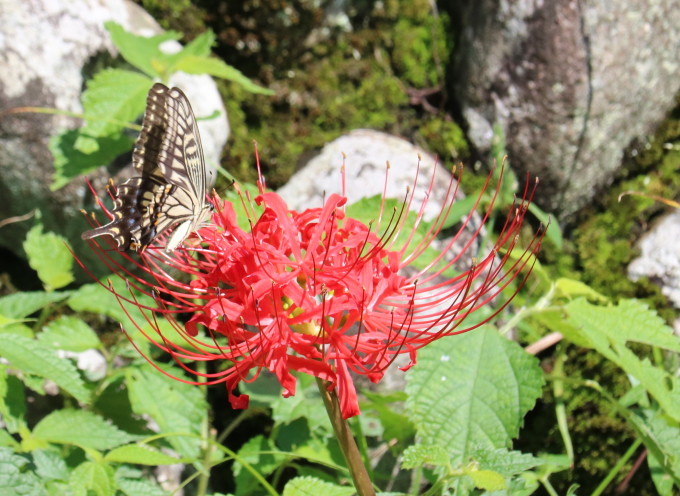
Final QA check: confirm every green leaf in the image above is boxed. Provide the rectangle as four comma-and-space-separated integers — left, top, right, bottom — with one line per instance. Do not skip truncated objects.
126, 366, 206, 460
0, 448, 47, 496
105, 21, 180, 78
240, 372, 330, 433
33, 409, 135, 451
50, 128, 134, 190
405, 326, 543, 467
566, 298, 680, 352
0, 369, 26, 435
234, 435, 286, 495
527, 202, 563, 248
69, 461, 114, 496
470, 447, 541, 477
554, 278, 607, 302
467, 469, 506, 491
0, 334, 90, 404
0, 292, 69, 320
67, 280, 179, 353
401, 445, 450, 469
23, 224, 74, 290
116, 476, 167, 496
32, 449, 69, 482
173, 55, 274, 95
79, 69, 151, 139
361, 391, 415, 444
629, 408, 680, 491
104, 444, 180, 465
39, 316, 100, 352
565, 299, 680, 421
283, 476, 356, 496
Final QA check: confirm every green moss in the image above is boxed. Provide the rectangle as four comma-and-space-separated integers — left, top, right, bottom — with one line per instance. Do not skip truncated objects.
570, 98, 680, 321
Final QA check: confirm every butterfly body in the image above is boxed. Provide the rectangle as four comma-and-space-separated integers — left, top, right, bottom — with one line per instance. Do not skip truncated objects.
82, 83, 215, 252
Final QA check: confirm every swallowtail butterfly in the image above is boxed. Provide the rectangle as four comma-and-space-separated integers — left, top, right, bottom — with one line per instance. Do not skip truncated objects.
82, 83, 216, 252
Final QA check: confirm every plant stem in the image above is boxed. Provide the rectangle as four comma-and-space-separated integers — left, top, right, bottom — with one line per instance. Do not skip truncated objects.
316, 378, 375, 496
591, 439, 642, 496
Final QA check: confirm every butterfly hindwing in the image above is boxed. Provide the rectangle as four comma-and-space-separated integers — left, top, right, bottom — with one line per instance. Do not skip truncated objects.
82, 83, 214, 252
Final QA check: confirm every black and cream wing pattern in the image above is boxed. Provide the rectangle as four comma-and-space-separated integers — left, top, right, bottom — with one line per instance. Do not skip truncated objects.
82, 83, 215, 252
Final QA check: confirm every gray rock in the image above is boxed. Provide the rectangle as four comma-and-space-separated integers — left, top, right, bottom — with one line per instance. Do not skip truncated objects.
628, 209, 680, 309
0, 0, 228, 277
278, 129, 463, 222
448, 0, 680, 217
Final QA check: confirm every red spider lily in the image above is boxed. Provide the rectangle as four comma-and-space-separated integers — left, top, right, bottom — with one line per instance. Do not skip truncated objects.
79, 160, 544, 419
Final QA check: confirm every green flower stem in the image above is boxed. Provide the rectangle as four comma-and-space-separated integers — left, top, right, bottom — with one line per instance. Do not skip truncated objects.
316, 378, 376, 496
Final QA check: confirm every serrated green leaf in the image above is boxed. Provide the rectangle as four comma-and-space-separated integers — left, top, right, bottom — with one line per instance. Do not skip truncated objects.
566, 298, 680, 352
0, 448, 47, 496
105, 21, 180, 78
283, 476, 355, 496
405, 326, 543, 467
104, 444, 180, 465
33, 409, 135, 451
0, 334, 90, 404
32, 449, 69, 482
50, 128, 134, 190
173, 55, 274, 95
67, 280, 179, 353
79, 69, 151, 139
0, 292, 69, 320
39, 316, 100, 352
69, 461, 114, 496
469, 447, 541, 477
126, 366, 206, 460
648, 446, 677, 496
116, 477, 167, 496
402, 445, 449, 469
630, 409, 680, 490
23, 224, 74, 290
467, 469, 506, 491
565, 299, 680, 421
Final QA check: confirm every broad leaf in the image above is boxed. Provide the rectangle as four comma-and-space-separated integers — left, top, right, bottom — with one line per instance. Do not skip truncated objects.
470, 447, 541, 477
32, 449, 69, 482
39, 316, 100, 352
23, 224, 74, 290
0, 334, 90, 404
104, 444, 180, 465
0, 448, 46, 496
234, 435, 286, 495
565, 299, 680, 421
401, 445, 449, 469
405, 326, 543, 466
126, 366, 206, 460
0, 291, 67, 321
79, 68, 150, 139
105, 21, 180, 78
32, 409, 135, 451
283, 476, 355, 496
50, 128, 133, 190
116, 476, 167, 496
68, 461, 114, 496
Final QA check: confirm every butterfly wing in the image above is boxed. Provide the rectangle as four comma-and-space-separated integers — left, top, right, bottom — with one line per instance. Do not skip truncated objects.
82, 83, 213, 252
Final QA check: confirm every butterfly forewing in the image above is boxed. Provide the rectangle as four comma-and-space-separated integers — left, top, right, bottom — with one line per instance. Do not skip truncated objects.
82, 83, 214, 252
